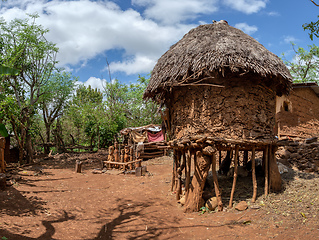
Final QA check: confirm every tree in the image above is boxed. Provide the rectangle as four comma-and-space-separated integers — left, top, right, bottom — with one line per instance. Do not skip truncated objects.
39, 71, 77, 154
126, 75, 161, 127
282, 44, 319, 83
303, 0, 319, 40
0, 14, 58, 163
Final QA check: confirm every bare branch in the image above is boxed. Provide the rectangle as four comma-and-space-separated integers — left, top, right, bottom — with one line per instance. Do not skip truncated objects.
310, 0, 319, 6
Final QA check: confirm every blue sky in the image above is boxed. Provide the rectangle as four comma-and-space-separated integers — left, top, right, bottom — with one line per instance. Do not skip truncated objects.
0, 0, 318, 89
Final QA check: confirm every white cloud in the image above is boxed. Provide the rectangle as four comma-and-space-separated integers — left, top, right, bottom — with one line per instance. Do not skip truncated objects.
234, 23, 258, 35
267, 11, 280, 16
109, 54, 156, 75
0, 0, 193, 76
132, 0, 218, 25
81, 77, 107, 92
223, 0, 267, 14
283, 36, 298, 44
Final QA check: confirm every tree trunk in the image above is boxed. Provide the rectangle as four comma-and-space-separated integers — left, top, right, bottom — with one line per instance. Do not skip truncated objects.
184, 150, 212, 213
25, 131, 33, 164
44, 124, 51, 155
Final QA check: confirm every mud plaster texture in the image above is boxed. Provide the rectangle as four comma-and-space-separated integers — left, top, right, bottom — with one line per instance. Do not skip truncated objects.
168, 79, 276, 140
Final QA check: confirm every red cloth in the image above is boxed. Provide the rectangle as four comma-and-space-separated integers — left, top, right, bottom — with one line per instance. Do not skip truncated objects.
147, 131, 164, 142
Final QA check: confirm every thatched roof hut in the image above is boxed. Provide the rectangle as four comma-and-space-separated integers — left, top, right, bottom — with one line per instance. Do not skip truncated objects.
143, 21, 293, 213
144, 20, 292, 102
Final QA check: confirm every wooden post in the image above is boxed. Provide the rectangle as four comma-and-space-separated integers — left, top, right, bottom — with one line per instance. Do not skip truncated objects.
171, 149, 176, 192
251, 146, 257, 203
243, 150, 248, 168
176, 151, 182, 200
184, 150, 212, 213
212, 152, 223, 211
264, 146, 269, 196
269, 145, 281, 192
229, 145, 239, 208
185, 149, 191, 199
75, 160, 82, 173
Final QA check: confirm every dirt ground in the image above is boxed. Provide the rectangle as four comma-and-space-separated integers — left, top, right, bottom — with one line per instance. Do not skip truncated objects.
1, 152, 319, 240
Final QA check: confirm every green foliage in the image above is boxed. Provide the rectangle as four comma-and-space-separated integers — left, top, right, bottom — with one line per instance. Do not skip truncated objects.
303, 16, 319, 40
0, 14, 58, 162
0, 123, 8, 137
282, 44, 319, 83
0, 65, 19, 76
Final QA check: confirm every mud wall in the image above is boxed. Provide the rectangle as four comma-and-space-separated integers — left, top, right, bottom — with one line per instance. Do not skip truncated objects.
167, 78, 276, 140
276, 88, 319, 129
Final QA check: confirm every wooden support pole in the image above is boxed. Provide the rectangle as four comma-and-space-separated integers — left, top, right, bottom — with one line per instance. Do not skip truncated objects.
229, 145, 239, 209
218, 150, 222, 169
264, 146, 269, 196
212, 152, 223, 211
251, 146, 257, 203
269, 145, 282, 192
171, 149, 177, 192
184, 150, 212, 213
185, 149, 191, 199
176, 151, 182, 201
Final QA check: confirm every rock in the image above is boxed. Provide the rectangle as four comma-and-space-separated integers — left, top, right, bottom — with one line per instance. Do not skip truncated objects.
227, 166, 248, 178
205, 197, 218, 211
277, 162, 289, 174
91, 169, 102, 174
235, 201, 248, 211
305, 137, 318, 144
178, 196, 186, 206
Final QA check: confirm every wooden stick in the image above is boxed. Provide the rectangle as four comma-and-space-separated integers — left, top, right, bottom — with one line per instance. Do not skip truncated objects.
264, 145, 269, 196
185, 149, 191, 199
212, 152, 223, 211
229, 145, 239, 208
251, 146, 257, 203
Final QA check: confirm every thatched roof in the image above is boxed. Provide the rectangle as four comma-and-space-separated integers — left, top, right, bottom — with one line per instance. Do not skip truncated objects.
144, 21, 292, 101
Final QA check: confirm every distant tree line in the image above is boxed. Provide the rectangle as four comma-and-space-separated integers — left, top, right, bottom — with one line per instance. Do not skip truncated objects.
0, 14, 160, 164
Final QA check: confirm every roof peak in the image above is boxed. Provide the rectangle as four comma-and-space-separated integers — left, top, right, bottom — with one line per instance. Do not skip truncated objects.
212, 20, 228, 25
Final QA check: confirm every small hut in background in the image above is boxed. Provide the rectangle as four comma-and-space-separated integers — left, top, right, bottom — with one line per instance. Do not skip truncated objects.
144, 21, 292, 212
120, 124, 166, 160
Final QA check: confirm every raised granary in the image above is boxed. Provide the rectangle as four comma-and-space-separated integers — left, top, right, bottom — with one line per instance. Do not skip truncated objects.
144, 21, 293, 212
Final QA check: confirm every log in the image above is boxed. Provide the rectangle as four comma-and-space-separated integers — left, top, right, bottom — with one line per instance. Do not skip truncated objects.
229, 145, 239, 208
251, 146, 257, 202
184, 150, 212, 213
75, 160, 82, 173
212, 152, 223, 211
264, 146, 269, 196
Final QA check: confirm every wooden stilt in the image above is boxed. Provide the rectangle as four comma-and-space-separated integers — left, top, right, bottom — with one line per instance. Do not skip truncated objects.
184, 150, 212, 213
185, 149, 191, 199
218, 151, 222, 169
229, 145, 239, 208
212, 152, 223, 211
243, 150, 248, 168
269, 145, 281, 192
171, 149, 177, 192
251, 146, 257, 202
176, 151, 182, 200
264, 145, 269, 196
